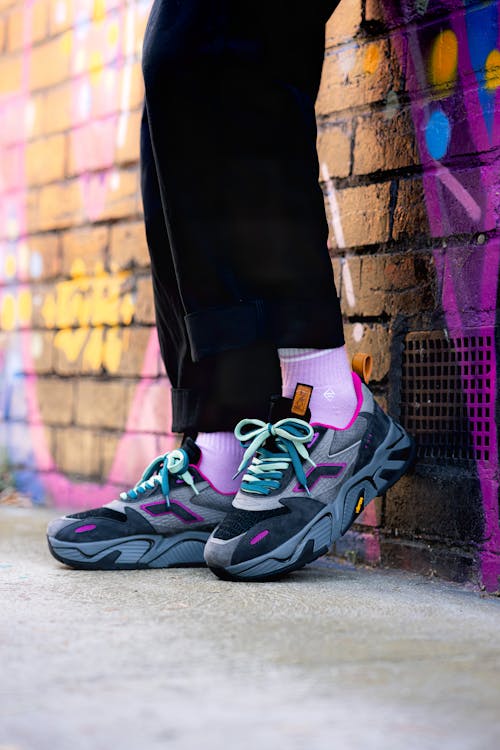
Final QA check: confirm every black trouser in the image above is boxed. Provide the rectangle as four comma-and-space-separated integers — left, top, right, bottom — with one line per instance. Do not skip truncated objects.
140, 0, 343, 434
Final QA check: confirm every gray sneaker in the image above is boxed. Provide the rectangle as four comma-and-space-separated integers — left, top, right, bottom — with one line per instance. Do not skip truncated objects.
47, 438, 232, 569
204, 379, 414, 581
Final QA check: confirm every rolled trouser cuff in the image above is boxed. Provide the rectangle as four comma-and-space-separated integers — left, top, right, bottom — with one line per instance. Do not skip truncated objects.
184, 296, 344, 362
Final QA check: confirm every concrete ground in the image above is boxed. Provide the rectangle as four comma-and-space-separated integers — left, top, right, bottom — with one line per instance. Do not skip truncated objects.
1, 507, 499, 750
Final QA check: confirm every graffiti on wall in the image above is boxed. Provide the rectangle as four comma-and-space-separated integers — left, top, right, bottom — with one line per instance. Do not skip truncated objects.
0, 0, 175, 507
382, 0, 500, 590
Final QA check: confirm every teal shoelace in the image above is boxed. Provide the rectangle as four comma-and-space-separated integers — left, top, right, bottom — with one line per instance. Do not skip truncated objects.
233, 418, 316, 496
120, 449, 199, 503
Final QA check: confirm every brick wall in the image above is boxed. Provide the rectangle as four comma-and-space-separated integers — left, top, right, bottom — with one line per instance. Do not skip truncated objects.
0, 0, 499, 590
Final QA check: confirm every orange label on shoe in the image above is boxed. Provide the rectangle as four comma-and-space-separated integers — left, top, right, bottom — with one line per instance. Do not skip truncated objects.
291, 383, 313, 417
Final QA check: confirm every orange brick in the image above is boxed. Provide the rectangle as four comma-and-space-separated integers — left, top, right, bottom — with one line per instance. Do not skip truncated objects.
0, 15, 6, 51
35, 179, 82, 231
75, 379, 133, 430
115, 326, 158, 377
25, 133, 67, 186
41, 82, 73, 135
61, 225, 109, 277
316, 39, 400, 116
29, 32, 72, 91
317, 124, 352, 179
93, 168, 139, 222
22, 330, 54, 374
35, 377, 74, 425
353, 109, 418, 174
392, 178, 428, 240
135, 276, 155, 324
7, 1, 47, 51
54, 426, 102, 476
109, 220, 149, 272
325, 0, 362, 47
336, 182, 391, 247
115, 108, 141, 165
340, 252, 435, 316
101, 432, 120, 477
0, 53, 22, 95
48, 0, 73, 35
126, 60, 145, 109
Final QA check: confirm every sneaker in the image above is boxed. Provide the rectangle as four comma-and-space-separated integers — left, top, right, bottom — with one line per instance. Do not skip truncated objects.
204, 377, 414, 581
47, 438, 232, 570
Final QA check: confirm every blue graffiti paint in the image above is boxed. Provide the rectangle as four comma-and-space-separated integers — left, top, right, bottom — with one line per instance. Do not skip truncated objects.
425, 108, 451, 160
464, 1, 498, 139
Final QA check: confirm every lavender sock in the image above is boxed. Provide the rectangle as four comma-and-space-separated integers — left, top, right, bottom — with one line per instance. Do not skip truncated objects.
278, 346, 360, 428
195, 432, 245, 495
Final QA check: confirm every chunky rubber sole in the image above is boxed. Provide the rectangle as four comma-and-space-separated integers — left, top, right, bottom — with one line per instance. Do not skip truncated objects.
209, 419, 414, 582
47, 531, 212, 570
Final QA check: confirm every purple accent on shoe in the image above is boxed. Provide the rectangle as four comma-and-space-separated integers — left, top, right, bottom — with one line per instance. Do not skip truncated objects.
292, 462, 347, 493
307, 431, 320, 449
190, 464, 236, 496
140, 499, 204, 524
74, 524, 97, 533
250, 530, 269, 545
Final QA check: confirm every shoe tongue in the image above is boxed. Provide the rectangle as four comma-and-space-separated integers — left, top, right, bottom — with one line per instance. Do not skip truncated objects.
181, 436, 201, 465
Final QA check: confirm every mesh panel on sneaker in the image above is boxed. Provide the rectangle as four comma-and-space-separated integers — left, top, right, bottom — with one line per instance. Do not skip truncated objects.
214, 507, 287, 540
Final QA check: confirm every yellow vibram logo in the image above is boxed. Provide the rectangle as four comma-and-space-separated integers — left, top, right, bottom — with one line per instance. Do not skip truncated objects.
355, 494, 364, 514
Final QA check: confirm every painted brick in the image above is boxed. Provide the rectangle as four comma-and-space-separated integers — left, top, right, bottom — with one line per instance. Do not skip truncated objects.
7, 1, 48, 51
134, 277, 155, 324
68, 118, 118, 176
29, 33, 72, 91
109, 220, 150, 272
317, 124, 352, 179
22, 330, 54, 374
335, 183, 391, 247
25, 134, 66, 186
75, 379, 132, 430
316, 39, 400, 116
353, 108, 419, 174
35, 377, 74, 425
61, 226, 109, 277
325, 0, 362, 47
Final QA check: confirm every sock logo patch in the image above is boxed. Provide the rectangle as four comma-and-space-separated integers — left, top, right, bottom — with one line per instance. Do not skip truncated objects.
291, 383, 313, 417
323, 387, 336, 401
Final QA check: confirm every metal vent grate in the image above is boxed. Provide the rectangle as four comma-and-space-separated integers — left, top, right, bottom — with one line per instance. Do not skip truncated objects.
400, 331, 494, 463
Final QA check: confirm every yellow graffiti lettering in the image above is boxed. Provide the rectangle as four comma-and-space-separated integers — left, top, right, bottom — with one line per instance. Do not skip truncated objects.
1, 294, 16, 331
18, 289, 32, 324
42, 264, 136, 372
54, 328, 89, 363
355, 495, 365, 514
